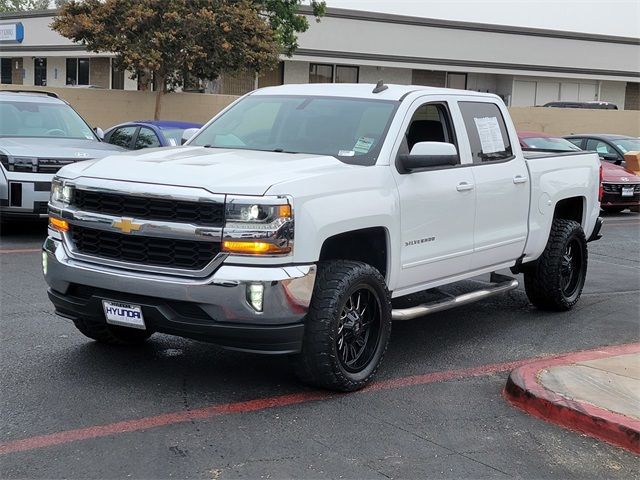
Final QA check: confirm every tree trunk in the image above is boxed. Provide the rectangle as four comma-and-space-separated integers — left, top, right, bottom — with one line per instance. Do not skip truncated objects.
153, 75, 165, 120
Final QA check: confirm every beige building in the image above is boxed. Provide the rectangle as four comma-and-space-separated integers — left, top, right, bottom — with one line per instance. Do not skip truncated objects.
1, 7, 638, 109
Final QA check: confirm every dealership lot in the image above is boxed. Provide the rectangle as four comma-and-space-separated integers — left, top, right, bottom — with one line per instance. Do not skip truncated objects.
1, 213, 639, 479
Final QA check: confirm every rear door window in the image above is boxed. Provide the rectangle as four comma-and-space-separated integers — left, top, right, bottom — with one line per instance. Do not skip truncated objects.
135, 127, 161, 149
458, 102, 514, 163
108, 126, 137, 149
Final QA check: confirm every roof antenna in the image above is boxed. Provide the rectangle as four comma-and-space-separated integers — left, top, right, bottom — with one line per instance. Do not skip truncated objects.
372, 80, 388, 94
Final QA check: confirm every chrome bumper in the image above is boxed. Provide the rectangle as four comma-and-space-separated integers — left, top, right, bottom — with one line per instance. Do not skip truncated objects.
43, 236, 316, 326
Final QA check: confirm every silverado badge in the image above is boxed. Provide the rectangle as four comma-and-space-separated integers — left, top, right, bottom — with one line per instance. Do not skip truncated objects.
112, 218, 142, 234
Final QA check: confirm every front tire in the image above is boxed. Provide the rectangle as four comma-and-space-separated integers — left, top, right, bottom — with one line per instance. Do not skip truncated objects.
292, 260, 392, 391
524, 219, 588, 311
73, 317, 153, 345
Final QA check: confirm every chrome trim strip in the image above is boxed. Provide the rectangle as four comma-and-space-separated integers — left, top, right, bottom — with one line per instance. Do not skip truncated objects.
60, 207, 223, 242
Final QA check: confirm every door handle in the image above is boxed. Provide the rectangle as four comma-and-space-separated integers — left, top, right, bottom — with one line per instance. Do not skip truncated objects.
456, 182, 475, 192
513, 175, 528, 184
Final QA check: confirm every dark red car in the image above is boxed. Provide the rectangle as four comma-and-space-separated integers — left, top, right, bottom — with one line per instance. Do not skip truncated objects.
518, 131, 640, 213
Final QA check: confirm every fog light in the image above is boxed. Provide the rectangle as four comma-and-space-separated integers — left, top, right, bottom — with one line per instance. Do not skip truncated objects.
247, 283, 264, 312
42, 251, 48, 275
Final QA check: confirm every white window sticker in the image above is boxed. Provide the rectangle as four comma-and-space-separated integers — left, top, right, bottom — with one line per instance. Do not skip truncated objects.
353, 137, 375, 154
338, 150, 355, 156
473, 116, 505, 154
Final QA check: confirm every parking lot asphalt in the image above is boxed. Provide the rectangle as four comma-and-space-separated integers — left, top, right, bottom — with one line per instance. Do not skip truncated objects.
1, 212, 639, 479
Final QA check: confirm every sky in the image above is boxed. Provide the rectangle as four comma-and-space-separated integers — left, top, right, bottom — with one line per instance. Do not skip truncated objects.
322, 0, 640, 38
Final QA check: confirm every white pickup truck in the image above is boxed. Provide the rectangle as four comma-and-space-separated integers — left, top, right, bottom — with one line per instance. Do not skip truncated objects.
44, 83, 602, 391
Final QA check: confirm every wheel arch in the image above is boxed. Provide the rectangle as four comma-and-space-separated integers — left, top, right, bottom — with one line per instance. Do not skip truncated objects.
319, 227, 390, 281
553, 195, 586, 226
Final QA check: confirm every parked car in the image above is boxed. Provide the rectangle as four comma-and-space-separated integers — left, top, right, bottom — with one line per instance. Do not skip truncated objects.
0, 90, 125, 220
45, 83, 602, 391
104, 121, 202, 150
518, 131, 582, 152
564, 134, 640, 164
565, 134, 640, 213
543, 101, 618, 110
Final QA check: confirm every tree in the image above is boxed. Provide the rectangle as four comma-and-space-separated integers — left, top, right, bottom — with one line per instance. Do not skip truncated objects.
52, 0, 325, 119
0, 0, 50, 12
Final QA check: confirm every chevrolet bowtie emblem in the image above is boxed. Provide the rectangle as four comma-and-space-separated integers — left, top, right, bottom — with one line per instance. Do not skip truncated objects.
112, 218, 141, 234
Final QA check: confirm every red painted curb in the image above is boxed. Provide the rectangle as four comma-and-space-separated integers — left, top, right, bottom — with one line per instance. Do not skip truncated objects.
504, 343, 640, 454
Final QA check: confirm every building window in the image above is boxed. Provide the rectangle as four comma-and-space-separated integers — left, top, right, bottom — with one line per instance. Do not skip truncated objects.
335, 65, 359, 83
1, 58, 12, 84
66, 58, 90, 85
446, 73, 467, 90
34, 58, 47, 86
309, 63, 333, 83
111, 60, 125, 90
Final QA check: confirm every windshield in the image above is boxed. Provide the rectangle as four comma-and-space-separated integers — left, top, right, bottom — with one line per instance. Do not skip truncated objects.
189, 95, 398, 165
613, 139, 640, 154
0, 100, 97, 140
521, 136, 582, 152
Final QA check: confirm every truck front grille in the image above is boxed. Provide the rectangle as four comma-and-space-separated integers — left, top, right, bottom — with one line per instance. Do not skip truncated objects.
72, 190, 224, 227
70, 225, 219, 270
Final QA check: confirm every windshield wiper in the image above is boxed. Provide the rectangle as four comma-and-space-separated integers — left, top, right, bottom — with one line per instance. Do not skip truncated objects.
272, 148, 299, 154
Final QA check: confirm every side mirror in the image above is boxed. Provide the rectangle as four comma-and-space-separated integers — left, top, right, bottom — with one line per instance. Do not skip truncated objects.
399, 142, 459, 173
599, 153, 620, 164
181, 128, 200, 145
94, 127, 105, 141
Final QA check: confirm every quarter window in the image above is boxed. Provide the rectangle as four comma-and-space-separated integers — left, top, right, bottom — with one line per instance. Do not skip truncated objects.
459, 102, 513, 163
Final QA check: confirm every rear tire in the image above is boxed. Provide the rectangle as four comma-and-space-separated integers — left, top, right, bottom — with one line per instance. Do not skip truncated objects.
73, 317, 153, 345
524, 219, 587, 311
292, 260, 392, 392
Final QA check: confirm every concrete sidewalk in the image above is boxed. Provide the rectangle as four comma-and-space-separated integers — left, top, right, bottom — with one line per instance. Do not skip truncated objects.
505, 343, 640, 454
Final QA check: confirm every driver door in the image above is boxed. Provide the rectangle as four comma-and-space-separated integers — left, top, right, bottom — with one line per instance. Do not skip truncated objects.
392, 98, 476, 292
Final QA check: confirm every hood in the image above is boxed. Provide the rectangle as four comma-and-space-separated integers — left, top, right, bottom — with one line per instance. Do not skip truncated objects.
0, 137, 125, 159
601, 160, 640, 183
57, 146, 356, 196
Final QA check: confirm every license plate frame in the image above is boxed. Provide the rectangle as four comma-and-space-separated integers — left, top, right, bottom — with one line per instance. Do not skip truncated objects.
102, 300, 146, 330
621, 187, 634, 197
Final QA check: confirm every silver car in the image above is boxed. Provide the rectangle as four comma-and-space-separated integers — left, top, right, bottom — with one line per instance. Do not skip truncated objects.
0, 91, 124, 220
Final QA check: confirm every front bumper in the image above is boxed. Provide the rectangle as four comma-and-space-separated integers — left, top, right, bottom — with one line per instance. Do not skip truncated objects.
43, 236, 316, 354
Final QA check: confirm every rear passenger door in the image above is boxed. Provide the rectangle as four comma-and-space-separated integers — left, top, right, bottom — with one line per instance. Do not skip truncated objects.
458, 100, 530, 270
134, 127, 162, 149
107, 126, 138, 149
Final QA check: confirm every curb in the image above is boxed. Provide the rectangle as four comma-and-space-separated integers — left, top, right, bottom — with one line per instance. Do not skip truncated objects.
504, 343, 640, 454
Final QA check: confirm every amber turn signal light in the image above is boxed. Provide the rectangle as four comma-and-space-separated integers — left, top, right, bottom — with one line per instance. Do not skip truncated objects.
222, 241, 291, 255
49, 217, 69, 233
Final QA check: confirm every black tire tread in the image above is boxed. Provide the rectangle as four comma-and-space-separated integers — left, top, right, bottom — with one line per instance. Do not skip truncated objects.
524, 218, 587, 311
292, 260, 392, 392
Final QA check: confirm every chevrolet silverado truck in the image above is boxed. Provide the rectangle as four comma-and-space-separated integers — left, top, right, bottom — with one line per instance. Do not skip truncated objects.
43, 83, 603, 391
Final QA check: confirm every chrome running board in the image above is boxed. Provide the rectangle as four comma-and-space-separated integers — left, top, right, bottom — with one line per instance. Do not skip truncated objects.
391, 273, 519, 321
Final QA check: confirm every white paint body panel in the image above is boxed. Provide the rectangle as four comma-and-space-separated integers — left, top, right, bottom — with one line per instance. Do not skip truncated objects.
55, 84, 601, 296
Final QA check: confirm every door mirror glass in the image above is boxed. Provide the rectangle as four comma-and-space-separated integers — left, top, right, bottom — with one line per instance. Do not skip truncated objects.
94, 127, 105, 141
399, 142, 459, 173
181, 128, 200, 145
600, 153, 620, 163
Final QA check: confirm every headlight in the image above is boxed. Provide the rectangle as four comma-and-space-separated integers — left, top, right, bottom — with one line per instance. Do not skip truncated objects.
0, 154, 37, 172
222, 196, 293, 255
50, 178, 74, 206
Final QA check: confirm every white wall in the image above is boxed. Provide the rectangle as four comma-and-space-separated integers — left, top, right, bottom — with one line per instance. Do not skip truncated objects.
511, 75, 604, 106
21, 56, 33, 86
359, 65, 411, 85
466, 73, 498, 92
283, 61, 309, 84
599, 81, 627, 109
